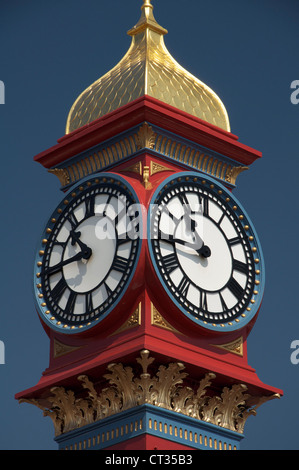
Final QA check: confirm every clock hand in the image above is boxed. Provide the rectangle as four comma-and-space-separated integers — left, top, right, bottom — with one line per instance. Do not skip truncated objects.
70, 230, 93, 259
180, 203, 197, 232
70, 230, 89, 250
43, 247, 92, 276
180, 199, 211, 257
158, 231, 211, 258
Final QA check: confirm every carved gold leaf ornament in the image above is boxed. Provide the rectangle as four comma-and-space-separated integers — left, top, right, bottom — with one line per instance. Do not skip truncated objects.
150, 161, 174, 176
111, 303, 141, 335
151, 303, 181, 333
212, 337, 244, 357
136, 122, 157, 150
19, 350, 280, 437
53, 339, 81, 358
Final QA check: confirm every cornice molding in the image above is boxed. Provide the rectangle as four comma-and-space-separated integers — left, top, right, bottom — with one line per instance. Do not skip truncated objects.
48, 123, 248, 190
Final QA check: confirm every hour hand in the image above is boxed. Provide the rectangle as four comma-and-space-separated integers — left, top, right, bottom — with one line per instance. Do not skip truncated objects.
70, 230, 92, 258
158, 231, 211, 258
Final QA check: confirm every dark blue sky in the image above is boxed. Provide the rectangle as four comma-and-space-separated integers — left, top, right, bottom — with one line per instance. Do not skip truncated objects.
0, 0, 298, 450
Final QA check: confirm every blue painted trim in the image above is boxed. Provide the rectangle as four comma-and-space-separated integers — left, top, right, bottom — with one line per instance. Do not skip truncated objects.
55, 404, 243, 450
147, 171, 265, 333
33, 172, 143, 335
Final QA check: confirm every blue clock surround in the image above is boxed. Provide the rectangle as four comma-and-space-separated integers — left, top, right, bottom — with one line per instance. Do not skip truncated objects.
147, 171, 265, 333
33, 172, 143, 335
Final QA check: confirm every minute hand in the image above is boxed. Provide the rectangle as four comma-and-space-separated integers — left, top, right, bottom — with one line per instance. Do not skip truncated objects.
181, 202, 212, 257
43, 251, 85, 276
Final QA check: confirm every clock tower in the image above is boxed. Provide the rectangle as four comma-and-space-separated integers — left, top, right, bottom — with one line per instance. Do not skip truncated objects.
16, 1, 282, 450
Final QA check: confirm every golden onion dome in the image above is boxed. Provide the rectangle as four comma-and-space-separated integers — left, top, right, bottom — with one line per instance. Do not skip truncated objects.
65, 0, 230, 134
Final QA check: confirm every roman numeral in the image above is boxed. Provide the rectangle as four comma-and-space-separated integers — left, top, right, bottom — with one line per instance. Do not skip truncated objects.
114, 205, 127, 227
51, 278, 68, 302
103, 195, 112, 216
113, 255, 128, 273
219, 292, 228, 311
178, 276, 190, 298
53, 240, 67, 249
217, 212, 226, 227
199, 290, 208, 310
67, 212, 78, 229
178, 193, 189, 207
85, 196, 95, 218
86, 292, 93, 312
104, 282, 113, 297
65, 291, 77, 316
227, 277, 244, 301
117, 235, 132, 245
228, 236, 241, 247
162, 253, 179, 274
202, 198, 209, 217
162, 206, 180, 225
232, 259, 248, 275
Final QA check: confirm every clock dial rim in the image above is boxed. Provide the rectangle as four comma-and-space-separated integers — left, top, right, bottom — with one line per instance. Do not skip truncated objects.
148, 171, 265, 332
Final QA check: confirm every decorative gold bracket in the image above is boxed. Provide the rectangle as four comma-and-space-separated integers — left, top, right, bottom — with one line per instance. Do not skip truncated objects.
48, 168, 70, 186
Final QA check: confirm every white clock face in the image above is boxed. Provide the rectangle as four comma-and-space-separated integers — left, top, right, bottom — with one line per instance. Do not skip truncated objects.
149, 174, 263, 330
35, 175, 141, 333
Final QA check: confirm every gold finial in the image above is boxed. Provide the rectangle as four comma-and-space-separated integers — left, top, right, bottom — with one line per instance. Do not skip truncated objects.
142, 0, 153, 8
128, 0, 167, 36
141, 0, 154, 15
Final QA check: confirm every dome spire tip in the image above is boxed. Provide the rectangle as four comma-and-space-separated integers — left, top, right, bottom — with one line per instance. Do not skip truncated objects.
128, 0, 167, 36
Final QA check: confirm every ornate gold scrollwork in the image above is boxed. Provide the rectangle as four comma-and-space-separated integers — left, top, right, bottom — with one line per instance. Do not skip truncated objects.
19, 350, 280, 437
